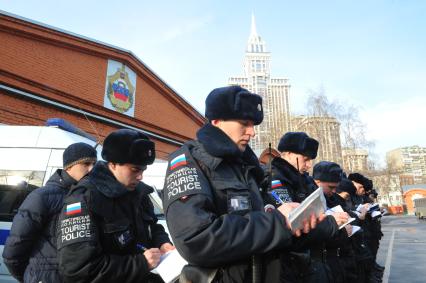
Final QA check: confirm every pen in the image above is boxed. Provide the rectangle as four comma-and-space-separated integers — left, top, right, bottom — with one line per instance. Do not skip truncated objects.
137, 244, 147, 251
271, 190, 284, 204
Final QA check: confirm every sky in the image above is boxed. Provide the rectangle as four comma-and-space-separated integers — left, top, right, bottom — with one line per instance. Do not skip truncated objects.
1, 0, 425, 166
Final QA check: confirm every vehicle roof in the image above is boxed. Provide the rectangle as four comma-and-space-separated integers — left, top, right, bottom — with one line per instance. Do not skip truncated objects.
0, 125, 98, 149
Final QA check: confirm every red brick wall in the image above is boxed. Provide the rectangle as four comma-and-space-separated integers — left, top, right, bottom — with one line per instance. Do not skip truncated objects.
0, 12, 206, 158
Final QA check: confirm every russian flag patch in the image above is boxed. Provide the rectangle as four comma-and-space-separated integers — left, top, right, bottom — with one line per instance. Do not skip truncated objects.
271, 180, 283, 189
66, 202, 82, 216
170, 154, 187, 170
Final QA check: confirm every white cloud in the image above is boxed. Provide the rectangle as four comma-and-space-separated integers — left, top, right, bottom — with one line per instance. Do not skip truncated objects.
360, 96, 426, 162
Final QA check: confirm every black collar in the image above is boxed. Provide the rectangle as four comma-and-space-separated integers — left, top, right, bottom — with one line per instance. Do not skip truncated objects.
89, 161, 153, 198
271, 157, 301, 185
196, 123, 259, 167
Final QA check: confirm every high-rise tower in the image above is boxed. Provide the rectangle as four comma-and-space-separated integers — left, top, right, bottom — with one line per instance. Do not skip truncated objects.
229, 14, 291, 152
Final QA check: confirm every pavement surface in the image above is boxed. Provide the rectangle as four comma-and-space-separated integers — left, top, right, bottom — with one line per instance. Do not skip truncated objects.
376, 215, 426, 283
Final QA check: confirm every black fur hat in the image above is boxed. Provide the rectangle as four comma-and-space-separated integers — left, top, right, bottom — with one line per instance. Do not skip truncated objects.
313, 161, 343, 183
205, 86, 263, 125
102, 129, 155, 166
336, 178, 356, 196
348, 173, 366, 186
63, 142, 97, 170
364, 178, 373, 192
277, 132, 319, 159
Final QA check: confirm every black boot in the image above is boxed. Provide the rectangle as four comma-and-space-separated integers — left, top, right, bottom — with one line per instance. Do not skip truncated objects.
374, 262, 385, 272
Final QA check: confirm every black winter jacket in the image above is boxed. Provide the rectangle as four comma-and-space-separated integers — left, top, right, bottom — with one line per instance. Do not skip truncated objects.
2, 170, 76, 283
57, 161, 171, 283
163, 123, 294, 282
267, 157, 338, 246
266, 157, 338, 283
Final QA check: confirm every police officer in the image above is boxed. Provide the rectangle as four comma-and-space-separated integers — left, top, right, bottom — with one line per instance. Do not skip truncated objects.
348, 173, 384, 282
163, 86, 321, 283
312, 161, 355, 283
266, 133, 349, 283
57, 129, 173, 283
3, 142, 97, 283
267, 132, 322, 204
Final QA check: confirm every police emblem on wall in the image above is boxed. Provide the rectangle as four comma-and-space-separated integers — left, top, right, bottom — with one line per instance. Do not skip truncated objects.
104, 60, 137, 117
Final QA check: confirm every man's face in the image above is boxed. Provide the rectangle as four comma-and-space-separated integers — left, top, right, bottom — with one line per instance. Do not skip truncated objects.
212, 119, 255, 151
67, 161, 95, 181
339, 191, 350, 201
109, 163, 145, 190
315, 180, 339, 197
352, 181, 365, 196
282, 152, 313, 174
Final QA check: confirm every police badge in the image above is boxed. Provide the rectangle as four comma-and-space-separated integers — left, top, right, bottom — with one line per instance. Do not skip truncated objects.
116, 230, 133, 248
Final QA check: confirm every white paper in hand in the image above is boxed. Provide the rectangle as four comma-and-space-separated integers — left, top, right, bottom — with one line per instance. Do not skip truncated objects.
349, 225, 361, 237
151, 249, 188, 283
288, 187, 327, 231
371, 210, 382, 218
325, 205, 355, 229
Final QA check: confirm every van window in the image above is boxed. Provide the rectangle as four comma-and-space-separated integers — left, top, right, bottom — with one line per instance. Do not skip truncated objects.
0, 184, 38, 221
0, 170, 45, 187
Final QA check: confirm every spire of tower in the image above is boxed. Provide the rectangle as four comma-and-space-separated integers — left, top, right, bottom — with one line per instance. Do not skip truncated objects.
251, 12, 258, 37
247, 13, 266, 53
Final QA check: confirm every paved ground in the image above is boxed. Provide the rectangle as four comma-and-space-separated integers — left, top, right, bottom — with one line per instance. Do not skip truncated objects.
376, 215, 426, 283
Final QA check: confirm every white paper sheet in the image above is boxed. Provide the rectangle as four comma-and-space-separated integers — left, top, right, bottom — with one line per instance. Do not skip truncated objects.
325, 205, 355, 229
349, 225, 361, 237
151, 249, 188, 283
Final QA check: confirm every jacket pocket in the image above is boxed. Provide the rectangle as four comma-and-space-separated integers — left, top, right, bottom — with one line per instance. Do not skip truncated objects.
214, 178, 253, 215
103, 219, 134, 250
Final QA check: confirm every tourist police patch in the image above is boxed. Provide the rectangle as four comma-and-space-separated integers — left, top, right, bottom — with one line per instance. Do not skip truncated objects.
269, 188, 292, 204
66, 202, 82, 215
57, 196, 95, 249
271, 180, 283, 189
169, 154, 187, 170
163, 146, 211, 212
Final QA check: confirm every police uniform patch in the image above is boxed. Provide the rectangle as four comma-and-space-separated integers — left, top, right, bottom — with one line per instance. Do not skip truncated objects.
66, 202, 82, 215
170, 154, 187, 170
269, 188, 292, 204
57, 197, 95, 249
163, 146, 212, 212
271, 180, 283, 189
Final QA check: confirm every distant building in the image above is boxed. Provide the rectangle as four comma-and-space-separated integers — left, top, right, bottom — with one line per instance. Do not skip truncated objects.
342, 148, 368, 173
292, 116, 342, 165
399, 174, 415, 187
373, 174, 403, 207
229, 14, 291, 152
386, 146, 426, 184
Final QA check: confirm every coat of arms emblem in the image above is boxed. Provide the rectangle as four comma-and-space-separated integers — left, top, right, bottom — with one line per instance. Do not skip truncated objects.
106, 64, 135, 113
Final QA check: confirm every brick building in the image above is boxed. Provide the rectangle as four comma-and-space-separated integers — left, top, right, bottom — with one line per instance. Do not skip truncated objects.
292, 115, 343, 166
0, 11, 205, 159
342, 148, 369, 173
